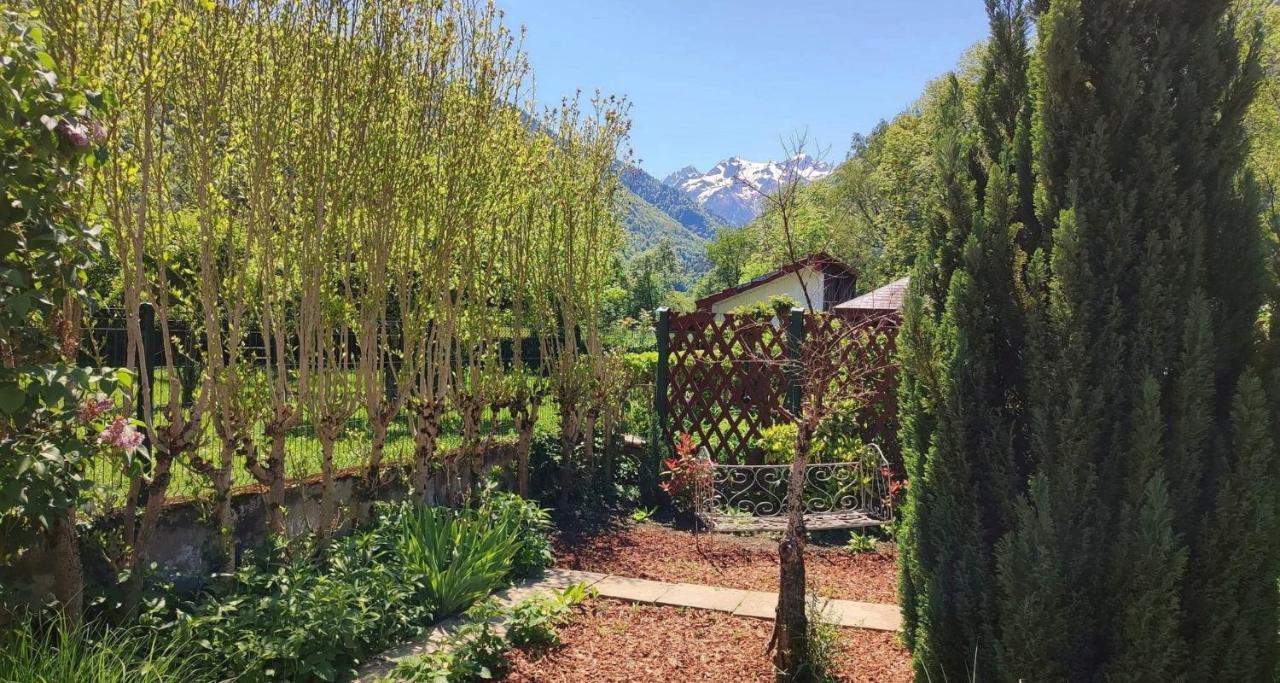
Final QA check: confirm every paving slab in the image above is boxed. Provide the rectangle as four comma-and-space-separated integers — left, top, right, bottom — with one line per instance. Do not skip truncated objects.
654, 583, 749, 612
593, 575, 673, 603
732, 590, 781, 619
825, 599, 903, 632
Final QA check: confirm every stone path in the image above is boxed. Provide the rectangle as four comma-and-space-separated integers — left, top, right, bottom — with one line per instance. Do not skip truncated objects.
357, 568, 901, 681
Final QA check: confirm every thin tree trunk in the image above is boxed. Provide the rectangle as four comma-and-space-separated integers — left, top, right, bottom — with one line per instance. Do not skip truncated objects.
267, 433, 287, 535
582, 412, 598, 491
771, 423, 813, 682
123, 447, 173, 615
214, 446, 235, 573
558, 413, 578, 510
50, 511, 83, 624
319, 438, 337, 542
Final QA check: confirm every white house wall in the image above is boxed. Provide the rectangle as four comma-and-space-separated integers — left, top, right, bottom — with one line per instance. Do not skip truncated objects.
709, 266, 826, 314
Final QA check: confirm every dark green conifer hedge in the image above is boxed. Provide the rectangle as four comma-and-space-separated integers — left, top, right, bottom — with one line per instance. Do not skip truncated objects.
898, 1, 1279, 679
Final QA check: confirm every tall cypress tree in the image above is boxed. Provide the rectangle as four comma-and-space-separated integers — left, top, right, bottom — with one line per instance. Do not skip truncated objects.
897, 1, 1034, 678
901, 0, 1279, 679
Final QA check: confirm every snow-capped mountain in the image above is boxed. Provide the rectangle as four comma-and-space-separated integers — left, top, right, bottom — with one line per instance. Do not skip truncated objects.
661, 155, 834, 226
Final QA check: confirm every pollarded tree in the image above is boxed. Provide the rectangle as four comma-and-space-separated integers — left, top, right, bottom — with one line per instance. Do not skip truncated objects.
174, 0, 255, 571
39, 0, 215, 611
535, 93, 630, 507
240, 0, 307, 536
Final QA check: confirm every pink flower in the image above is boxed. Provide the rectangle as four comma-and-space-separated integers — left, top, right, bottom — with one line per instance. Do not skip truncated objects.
116, 427, 145, 454
57, 120, 89, 147
98, 415, 144, 454
79, 394, 115, 422
87, 121, 107, 143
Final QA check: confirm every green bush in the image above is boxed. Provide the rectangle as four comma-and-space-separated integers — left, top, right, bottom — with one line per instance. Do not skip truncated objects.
478, 487, 554, 579
392, 585, 591, 682
397, 505, 519, 617
158, 523, 431, 682
0, 617, 204, 683
505, 583, 590, 648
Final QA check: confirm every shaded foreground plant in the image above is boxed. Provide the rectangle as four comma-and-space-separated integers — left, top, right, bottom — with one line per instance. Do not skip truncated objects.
392, 584, 592, 683
0, 617, 204, 683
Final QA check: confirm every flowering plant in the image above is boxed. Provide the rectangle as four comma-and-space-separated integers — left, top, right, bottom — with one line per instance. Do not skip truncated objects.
660, 433, 712, 511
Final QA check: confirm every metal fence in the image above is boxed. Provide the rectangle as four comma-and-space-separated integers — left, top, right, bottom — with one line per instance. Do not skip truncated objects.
78, 306, 545, 508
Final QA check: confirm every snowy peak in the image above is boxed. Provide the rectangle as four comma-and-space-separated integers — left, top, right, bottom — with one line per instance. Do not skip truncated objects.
662, 155, 834, 226
662, 165, 703, 188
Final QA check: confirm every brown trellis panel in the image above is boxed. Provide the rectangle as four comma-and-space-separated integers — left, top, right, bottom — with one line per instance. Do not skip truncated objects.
660, 309, 900, 468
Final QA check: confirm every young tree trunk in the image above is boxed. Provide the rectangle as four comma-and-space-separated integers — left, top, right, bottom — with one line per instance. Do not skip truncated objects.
558, 410, 579, 510
213, 447, 235, 572
49, 510, 83, 624
245, 429, 288, 537
123, 447, 174, 615
412, 399, 444, 505
582, 411, 598, 491
188, 437, 238, 573
602, 412, 617, 499
319, 438, 337, 542
266, 433, 288, 536
771, 423, 813, 682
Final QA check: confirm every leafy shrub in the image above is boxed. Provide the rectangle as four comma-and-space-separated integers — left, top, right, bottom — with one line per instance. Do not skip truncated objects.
391, 600, 510, 683
660, 433, 711, 511
477, 487, 554, 579
528, 430, 641, 510
0, 617, 204, 683
757, 423, 799, 464
157, 526, 431, 682
753, 401, 880, 465
845, 531, 877, 553
506, 583, 590, 648
397, 504, 519, 617
392, 585, 591, 682
729, 294, 800, 320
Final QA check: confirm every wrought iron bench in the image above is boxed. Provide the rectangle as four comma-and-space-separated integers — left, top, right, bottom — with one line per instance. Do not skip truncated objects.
693, 444, 894, 532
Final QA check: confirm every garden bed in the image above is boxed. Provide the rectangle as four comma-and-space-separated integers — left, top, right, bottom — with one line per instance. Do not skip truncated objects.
500, 598, 911, 682
554, 521, 898, 604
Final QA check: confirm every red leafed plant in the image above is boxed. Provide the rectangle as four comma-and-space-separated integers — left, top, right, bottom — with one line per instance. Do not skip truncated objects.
660, 433, 712, 510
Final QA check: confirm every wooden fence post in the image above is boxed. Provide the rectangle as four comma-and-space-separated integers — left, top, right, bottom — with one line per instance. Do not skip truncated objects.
786, 307, 804, 415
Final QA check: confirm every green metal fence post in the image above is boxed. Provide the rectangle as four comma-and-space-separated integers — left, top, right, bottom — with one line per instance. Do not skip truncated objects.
786, 307, 804, 415
136, 302, 156, 450
648, 307, 671, 502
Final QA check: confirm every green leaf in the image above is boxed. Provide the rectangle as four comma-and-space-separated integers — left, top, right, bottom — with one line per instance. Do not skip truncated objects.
0, 382, 26, 414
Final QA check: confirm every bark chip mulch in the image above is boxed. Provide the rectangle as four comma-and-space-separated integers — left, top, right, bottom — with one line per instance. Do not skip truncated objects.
500, 598, 911, 683
554, 522, 899, 604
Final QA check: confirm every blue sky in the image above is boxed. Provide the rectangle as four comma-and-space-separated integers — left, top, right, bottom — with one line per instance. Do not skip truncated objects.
499, 0, 990, 179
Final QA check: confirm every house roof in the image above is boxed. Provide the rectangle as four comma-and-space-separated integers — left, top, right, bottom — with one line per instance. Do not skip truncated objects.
833, 275, 910, 312
695, 253, 857, 310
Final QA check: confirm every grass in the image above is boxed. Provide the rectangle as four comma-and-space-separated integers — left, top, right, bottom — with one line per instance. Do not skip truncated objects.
0, 618, 205, 683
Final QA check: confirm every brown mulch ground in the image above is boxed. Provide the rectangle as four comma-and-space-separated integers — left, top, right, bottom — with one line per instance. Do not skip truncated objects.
554, 522, 899, 604
500, 599, 912, 683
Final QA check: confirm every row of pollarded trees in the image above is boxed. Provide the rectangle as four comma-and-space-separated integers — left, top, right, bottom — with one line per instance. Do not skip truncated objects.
28, 0, 630, 620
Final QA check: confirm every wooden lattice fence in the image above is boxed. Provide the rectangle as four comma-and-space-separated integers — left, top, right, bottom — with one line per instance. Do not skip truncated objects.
653, 307, 900, 469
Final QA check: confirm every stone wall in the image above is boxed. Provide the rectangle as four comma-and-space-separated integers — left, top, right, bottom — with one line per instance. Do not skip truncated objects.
2, 439, 518, 608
